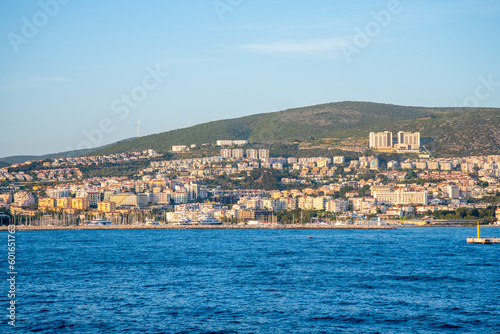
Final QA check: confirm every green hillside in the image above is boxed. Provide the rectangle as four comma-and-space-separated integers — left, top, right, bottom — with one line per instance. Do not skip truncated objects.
86, 101, 500, 158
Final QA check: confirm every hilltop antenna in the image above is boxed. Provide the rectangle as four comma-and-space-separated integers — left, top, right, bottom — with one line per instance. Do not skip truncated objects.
134, 118, 141, 137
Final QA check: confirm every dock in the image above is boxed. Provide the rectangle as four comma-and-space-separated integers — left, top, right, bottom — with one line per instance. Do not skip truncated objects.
467, 237, 500, 244
467, 223, 500, 244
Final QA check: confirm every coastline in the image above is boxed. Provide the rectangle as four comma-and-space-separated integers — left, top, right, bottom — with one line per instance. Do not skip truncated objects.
1, 223, 497, 231
0, 224, 396, 231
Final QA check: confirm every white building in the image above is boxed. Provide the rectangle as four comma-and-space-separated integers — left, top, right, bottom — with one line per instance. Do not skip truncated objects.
396, 131, 420, 151
369, 131, 393, 148
258, 149, 270, 159
172, 145, 189, 152
374, 190, 428, 206
326, 199, 349, 212
447, 185, 460, 199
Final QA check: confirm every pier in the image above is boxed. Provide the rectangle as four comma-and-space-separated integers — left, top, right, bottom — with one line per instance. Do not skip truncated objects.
467, 223, 500, 244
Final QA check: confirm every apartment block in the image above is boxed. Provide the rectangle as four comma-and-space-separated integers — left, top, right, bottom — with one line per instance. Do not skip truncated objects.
38, 198, 55, 209
98, 201, 116, 213
246, 149, 259, 159
369, 131, 393, 148
396, 131, 420, 151
71, 198, 89, 210
258, 149, 269, 159
56, 197, 72, 208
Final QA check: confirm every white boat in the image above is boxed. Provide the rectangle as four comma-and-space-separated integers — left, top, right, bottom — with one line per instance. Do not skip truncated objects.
194, 215, 222, 225
86, 217, 114, 225
174, 217, 192, 225
145, 218, 160, 225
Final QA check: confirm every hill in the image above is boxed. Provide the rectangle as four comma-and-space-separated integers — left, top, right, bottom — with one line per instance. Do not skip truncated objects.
7, 102, 497, 161
88, 102, 470, 154
87, 101, 499, 158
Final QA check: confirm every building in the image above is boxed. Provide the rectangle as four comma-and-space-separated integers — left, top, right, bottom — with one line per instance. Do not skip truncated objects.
87, 192, 101, 207
171, 191, 188, 204
232, 149, 244, 158
71, 198, 89, 210
220, 148, 232, 158
396, 131, 420, 151
447, 185, 460, 199
258, 149, 269, 159
38, 198, 55, 209
332, 156, 345, 164
172, 145, 189, 152
326, 199, 349, 212
371, 185, 393, 197
98, 201, 116, 213
313, 196, 331, 210
495, 208, 500, 221
56, 197, 72, 208
13, 191, 36, 207
46, 188, 69, 198
369, 131, 393, 149
216, 140, 249, 146
246, 149, 259, 159
148, 192, 171, 205
374, 190, 428, 206
109, 193, 148, 208
185, 184, 199, 201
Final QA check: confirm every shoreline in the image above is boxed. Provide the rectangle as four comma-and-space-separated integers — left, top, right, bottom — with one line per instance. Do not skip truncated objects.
0, 224, 394, 231
1, 223, 498, 231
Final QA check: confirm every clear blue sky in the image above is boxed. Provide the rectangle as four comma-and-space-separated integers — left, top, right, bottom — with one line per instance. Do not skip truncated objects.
1, 0, 499, 157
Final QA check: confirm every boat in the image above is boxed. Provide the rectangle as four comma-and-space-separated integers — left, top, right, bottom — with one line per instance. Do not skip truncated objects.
145, 218, 160, 225
86, 217, 114, 225
174, 217, 192, 225
194, 215, 222, 225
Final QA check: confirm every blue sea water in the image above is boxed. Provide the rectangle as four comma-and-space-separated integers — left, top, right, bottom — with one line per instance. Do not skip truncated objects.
2, 227, 500, 333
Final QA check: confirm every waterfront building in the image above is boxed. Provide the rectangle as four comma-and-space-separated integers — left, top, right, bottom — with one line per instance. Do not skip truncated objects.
71, 198, 89, 210
327, 199, 349, 212
109, 193, 148, 208
56, 197, 72, 208
38, 198, 56, 209
171, 191, 188, 204
98, 201, 116, 213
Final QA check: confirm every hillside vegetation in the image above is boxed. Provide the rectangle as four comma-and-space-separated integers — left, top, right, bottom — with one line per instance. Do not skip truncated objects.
79, 101, 500, 158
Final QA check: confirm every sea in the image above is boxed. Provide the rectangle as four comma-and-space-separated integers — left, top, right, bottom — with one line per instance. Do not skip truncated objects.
2, 227, 500, 333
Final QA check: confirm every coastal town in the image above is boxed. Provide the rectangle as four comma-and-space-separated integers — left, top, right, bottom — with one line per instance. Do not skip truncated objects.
2, 133, 500, 228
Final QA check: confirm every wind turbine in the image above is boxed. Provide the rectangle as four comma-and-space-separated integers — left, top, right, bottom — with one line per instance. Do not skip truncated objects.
185, 119, 192, 128
134, 118, 141, 137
